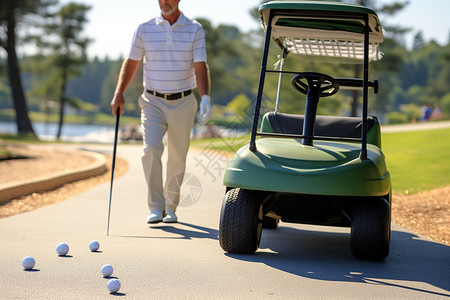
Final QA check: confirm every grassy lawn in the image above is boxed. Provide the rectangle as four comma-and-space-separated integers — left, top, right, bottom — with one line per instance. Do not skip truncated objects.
0, 147, 10, 159
191, 134, 250, 153
382, 128, 450, 194
192, 128, 450, 194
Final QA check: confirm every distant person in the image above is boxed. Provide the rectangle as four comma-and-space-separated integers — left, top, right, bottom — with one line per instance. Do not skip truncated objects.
431, 104, 443, 120
110, 0, 211, 224
420, 103, 432, 122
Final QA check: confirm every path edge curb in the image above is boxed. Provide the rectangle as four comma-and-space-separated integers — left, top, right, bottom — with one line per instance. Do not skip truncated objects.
0, 150, 107, 204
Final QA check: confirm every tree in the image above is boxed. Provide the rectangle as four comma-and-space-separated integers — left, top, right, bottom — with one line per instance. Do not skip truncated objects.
347, 0, 410, 116
447, 29, 450, 46
35, 2, 91, 139
441, 93, 450, 117
413, 31, 425, 51
197, 19, 261, 106
0, 0, 56, 137
227, 94, 251, 117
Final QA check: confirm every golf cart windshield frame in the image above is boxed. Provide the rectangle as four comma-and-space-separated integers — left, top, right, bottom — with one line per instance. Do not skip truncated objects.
250, 2, 382, 159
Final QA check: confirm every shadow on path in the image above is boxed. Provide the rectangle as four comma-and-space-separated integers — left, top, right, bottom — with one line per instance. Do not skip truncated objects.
226, 226, 450, 297
113, 222, 218, 240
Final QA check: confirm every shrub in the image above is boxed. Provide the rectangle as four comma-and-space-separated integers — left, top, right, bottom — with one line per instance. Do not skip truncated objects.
386, 111, 408, 124
400, 103, 421, 122
441, 93, 450, 117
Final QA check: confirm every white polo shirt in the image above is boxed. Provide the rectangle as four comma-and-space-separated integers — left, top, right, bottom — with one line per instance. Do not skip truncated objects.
128, 12, 207, 94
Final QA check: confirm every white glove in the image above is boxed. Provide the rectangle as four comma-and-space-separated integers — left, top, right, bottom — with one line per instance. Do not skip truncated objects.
199, 95, 211, 124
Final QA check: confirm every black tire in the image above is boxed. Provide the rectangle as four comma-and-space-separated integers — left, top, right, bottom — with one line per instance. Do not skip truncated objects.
351, 197, 391, 261
219, 188, 263, 254
262, 216, 279, 229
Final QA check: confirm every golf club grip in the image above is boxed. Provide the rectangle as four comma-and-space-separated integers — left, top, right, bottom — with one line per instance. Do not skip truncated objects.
110, 108, 120, 179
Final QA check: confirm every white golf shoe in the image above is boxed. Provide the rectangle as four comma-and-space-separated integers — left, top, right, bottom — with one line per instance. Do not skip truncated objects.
163, 211, 178, 223
147, 211, 163, 223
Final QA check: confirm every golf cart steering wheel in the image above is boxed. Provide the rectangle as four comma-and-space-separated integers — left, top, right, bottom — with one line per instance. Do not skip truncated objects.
291, 72, 339, 97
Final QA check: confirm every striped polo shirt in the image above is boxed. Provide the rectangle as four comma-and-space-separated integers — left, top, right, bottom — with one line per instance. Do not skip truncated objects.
128, 12, 207, 94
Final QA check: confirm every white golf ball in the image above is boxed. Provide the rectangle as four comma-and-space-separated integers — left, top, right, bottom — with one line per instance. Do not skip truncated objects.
22, 256, 36, 270
89, 240, 100, 252
101, 264, 114, 277
56, 242, 69, 256
107, 279, 121, 293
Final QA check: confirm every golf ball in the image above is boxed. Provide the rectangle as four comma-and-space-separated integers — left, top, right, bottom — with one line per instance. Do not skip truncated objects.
101, 264, 113, 277
22, 256, 36, 270
89, 240, 100, 252
56, 242, 69, 256
107, 279, 121, 293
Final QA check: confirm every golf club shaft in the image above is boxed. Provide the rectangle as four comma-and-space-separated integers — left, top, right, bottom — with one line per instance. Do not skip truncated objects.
107, 107, 120, 236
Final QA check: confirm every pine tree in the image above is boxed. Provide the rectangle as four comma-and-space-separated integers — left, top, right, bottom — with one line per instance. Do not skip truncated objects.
0, 0, 57, 137
35, 2, 91, 140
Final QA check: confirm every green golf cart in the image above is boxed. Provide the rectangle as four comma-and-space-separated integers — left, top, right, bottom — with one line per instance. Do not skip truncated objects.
219, 1, 391, 261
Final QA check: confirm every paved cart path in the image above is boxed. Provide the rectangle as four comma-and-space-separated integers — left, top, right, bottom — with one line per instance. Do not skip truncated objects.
381, 120, 450, 133
1, 145, 449, 299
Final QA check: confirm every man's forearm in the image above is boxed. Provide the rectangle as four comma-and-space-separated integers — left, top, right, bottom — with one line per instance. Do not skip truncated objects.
115, 58, 140, 95
111, 58, 140, 116
194, 62, 210, 97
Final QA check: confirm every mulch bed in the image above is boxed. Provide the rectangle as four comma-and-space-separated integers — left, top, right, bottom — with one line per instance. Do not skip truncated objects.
0, 144, 128, 218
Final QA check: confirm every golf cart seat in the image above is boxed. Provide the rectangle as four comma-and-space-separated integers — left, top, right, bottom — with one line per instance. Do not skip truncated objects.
261, 112, 381, 147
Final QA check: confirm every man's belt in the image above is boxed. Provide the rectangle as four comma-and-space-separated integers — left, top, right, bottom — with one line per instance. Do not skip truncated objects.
146, 89, 192, 100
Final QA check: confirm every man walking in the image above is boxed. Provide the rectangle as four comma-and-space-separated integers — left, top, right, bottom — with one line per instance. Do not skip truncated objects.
110, 0, 211, 224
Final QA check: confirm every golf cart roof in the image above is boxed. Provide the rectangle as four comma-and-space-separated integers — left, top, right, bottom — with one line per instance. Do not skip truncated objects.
259, 1, 384, 61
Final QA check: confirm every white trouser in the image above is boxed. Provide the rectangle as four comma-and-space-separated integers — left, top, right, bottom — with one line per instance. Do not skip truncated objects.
138, 92, 197, 213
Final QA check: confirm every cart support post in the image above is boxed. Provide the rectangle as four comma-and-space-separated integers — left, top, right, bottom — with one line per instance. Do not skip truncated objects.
275, 47, 287, 112
360, 14, 370, 160
250, 13, 274, 152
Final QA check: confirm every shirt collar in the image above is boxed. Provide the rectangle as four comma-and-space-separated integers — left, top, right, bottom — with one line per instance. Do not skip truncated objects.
155, 11, 187, 26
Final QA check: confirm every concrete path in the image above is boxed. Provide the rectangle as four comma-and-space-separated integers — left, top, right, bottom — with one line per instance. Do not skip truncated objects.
1, 144, 449, 299
381, 120, 450, 133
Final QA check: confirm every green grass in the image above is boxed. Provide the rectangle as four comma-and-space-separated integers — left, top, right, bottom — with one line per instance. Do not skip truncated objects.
382, 128, 450, 194
191, 134, 250, 153
0, 147, 10, 159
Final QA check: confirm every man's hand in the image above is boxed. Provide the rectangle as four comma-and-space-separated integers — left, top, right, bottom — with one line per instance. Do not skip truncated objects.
199, 95, 211, 124
111, 93, 125, 116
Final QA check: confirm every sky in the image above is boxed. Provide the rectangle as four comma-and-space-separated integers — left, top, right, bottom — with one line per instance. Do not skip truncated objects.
57, 0, 450, 59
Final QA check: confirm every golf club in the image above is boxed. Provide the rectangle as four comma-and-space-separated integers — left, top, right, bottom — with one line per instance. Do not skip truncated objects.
107, 107, 120, 236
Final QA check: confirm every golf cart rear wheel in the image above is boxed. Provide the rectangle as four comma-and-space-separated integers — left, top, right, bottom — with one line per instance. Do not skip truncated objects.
351, 197, 391, 261
219, 188, 263, 254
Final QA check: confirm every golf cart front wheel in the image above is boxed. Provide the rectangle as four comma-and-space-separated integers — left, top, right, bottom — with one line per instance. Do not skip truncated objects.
351, 197, 391, 261
219, 188, 263, 254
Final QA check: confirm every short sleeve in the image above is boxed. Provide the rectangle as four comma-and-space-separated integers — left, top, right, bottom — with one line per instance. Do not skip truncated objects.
127, 25, 145, 61
192, 24, 207, 63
